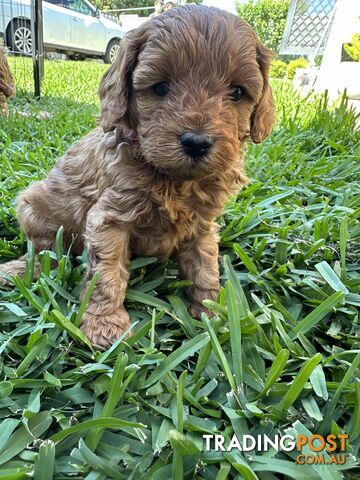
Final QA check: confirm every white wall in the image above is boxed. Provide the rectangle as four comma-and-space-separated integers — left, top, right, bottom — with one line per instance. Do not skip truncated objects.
315, 0, 360, 99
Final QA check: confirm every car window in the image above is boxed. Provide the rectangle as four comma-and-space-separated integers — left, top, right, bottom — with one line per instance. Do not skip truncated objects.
46, 0, 65, 6
63, 0, 93, 15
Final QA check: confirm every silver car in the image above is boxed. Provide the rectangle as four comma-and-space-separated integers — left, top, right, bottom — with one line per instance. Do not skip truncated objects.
0, 0, 125, 63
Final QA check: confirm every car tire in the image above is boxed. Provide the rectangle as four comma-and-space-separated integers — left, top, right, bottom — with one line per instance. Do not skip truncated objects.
104, 39, 120, 64
8, 19, 32, 55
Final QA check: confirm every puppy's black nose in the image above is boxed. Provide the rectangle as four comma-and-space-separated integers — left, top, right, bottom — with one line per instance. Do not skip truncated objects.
180, 132, 213, 158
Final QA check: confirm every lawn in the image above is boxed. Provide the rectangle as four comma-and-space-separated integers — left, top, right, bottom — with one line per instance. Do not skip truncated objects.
0, 58, 359, 479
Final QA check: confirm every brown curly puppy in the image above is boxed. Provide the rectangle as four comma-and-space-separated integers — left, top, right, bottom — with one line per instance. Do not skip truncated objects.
0, 46, 15, 117
0, 5, 275, 347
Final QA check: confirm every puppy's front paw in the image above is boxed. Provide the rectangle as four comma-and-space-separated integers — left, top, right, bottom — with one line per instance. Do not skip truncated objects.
80, 307, 131, 348
188, 286, 219, 319
189, 303, 212, 319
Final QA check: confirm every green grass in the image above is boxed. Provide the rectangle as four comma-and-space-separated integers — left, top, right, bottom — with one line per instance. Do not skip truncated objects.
0, 58, 359, 479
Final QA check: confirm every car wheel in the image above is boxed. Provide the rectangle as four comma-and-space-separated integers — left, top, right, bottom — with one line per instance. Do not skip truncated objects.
104, 39, 120, 64
9, 20, 32, 55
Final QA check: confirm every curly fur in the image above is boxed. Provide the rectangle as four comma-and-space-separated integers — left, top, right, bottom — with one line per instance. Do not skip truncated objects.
0, 47, 15, 117
0, 5, 275, 347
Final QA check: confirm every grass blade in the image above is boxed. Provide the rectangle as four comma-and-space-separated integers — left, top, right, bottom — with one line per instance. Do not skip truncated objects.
74, 271, 99, 327
49, 417, 145, 443
142, 332, 210, 388
202, 314, 236, 391
288, 291, 344, 339
320, 352, 360, 433
315, 261, 349, 294
258, 349, 289, 399
233, 243, 259, 275
172, 370, 187, 480
349, 379, 360, 441
34, 440, 55, 480
277, 353, 322, 413
86, 353, 128, 451
225, 280, 243, 389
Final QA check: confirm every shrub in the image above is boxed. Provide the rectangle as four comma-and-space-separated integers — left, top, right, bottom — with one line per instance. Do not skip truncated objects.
236, 0, 290, 52
344, 34, 360, 62
270, 59, 288, 78
286, 57, 308, 79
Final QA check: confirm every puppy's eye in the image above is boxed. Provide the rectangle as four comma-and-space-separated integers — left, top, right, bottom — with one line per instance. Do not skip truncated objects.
230, 86, 244, 102
152, 82, 170, 97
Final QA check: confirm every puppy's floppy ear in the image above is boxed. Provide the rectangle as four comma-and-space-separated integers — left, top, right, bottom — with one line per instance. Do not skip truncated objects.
250, 42, 275, 144
99, 25, 150, 132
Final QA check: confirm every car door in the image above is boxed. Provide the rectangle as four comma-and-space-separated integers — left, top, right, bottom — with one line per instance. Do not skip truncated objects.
65, 0, 106, 53
42, 0, 71, 48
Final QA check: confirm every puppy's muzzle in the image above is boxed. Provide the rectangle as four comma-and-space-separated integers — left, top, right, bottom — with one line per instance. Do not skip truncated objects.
179, 132, 213, 160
